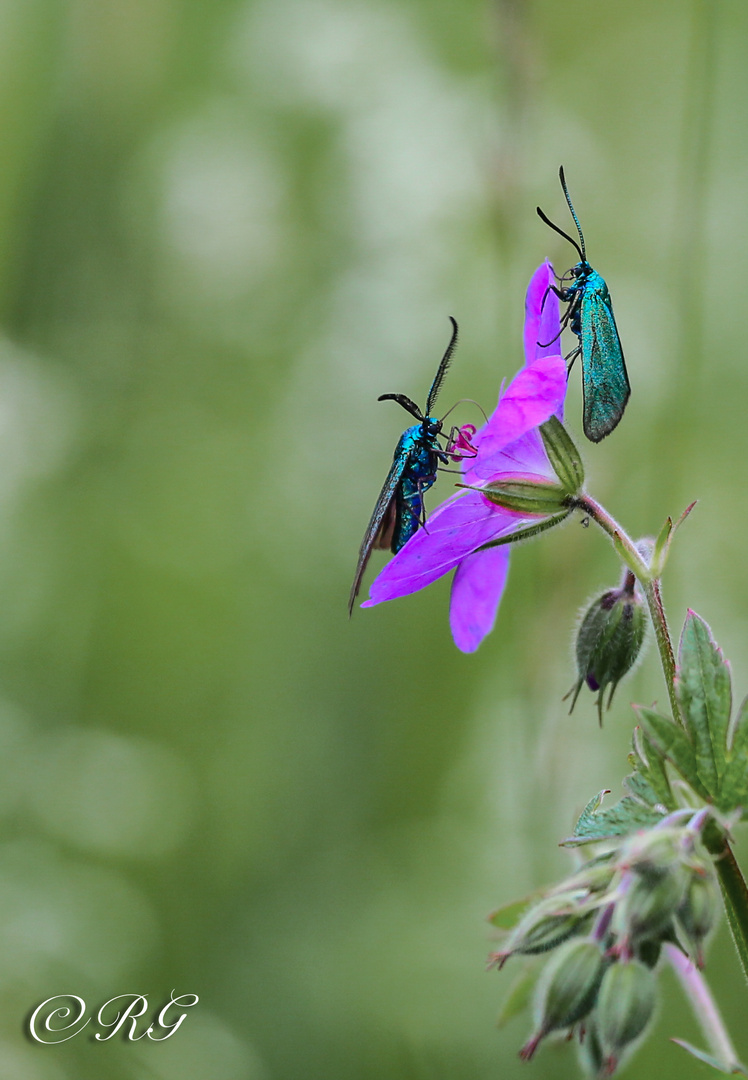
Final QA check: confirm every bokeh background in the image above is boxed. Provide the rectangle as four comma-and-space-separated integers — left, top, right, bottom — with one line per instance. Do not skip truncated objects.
0, 0, 746, 1077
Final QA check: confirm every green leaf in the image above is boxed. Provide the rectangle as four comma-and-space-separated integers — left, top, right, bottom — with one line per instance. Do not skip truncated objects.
721, 696, 748, 812
676, 610, 732, 797
652, 501, 696, 576
652, 515, 673, 571
629, 726, 675, 809
636, 706, 709, 800
496, 963, 541, 1028
487, 891, 543, 931
623, 770, 665, 808
563, 789, 665, 845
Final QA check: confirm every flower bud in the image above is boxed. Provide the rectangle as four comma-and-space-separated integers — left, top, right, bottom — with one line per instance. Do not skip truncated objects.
676, 868, 720, 967
568, 572, 647, 724
498, 894, 593, 964
519, 939, 606, 1060
550, 859, 617, 900
595, 959, 656, 1074
613, 864, 689, 949
617, 828, 684, 881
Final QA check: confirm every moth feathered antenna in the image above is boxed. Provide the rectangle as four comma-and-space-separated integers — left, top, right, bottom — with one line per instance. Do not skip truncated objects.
558, 166, 586, 261
425, 316, 458, 417
377, 393, 424, 422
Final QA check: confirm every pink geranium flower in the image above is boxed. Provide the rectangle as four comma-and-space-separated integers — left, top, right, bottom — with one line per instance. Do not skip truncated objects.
361, 262, 571, 652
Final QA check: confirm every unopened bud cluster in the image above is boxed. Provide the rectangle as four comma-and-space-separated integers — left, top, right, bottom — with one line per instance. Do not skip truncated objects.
490, 812, 719, 1077
568, 570, 647, 724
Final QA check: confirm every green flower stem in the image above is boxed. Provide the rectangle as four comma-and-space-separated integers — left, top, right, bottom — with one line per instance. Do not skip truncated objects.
577, 490, 748, 979
705, 838, 748, 985
640, 576, 680, 727
570, 493, 649, 580
665, 943, 744, 1071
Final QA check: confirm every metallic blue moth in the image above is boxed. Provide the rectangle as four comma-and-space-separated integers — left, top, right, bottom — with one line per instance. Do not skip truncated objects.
537, 167, 631, 443
349, 318, 458, 614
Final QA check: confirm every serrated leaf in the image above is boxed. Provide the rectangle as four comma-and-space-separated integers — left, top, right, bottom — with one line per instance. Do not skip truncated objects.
563, 790, 665, 845
496, 963, 540, 1028
487, 891, 543, 931
721, 696, 748, 812
676, 610, 732, 796
637, 706, 709, 800
672, 1039, 748, 1076
630, 727, 675, 808
623, 770, 665, 808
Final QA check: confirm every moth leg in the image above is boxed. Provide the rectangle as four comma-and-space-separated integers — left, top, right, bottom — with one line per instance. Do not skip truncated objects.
564, 344, 582, 376
401, 477, 433, 534
537, 285, 577, 348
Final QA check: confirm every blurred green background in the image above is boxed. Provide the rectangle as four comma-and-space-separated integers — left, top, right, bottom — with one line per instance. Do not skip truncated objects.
0, 0, 746, 1077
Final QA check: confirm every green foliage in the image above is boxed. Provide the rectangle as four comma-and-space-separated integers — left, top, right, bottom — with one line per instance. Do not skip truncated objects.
634, 612, 748, 814
721, 697, 748, 812
488, 893, 543, 931
564, 788, 666, 845
637, 706, 708, 800
496, 965, 541, 1028
568, 609, 748, 849
651, 503, 696, 577
624, 728, 674, 809
565, 724, 678, 845
677, 611, 732, 797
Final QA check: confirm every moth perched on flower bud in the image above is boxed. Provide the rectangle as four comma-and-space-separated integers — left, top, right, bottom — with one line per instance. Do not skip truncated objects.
568, 570, 647, 723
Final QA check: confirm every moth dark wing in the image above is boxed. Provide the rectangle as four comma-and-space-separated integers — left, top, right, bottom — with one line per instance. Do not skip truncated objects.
348, 451, 412, 615
580, 292, 630, 443
374, 495, 397, 551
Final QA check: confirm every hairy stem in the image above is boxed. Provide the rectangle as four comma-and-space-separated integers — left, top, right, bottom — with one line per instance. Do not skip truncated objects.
640, 577, 681, 727
706, 837, 748, 986
571, 493, 649, 579
665, 943, 743, 1069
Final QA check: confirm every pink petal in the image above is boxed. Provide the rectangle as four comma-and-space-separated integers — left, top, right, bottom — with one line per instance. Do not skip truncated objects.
464, 354, 566, 485
449, 545, 510, 652
524, 260, 561, 366
362, 490, 524, 606
469, 428, 556, 485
